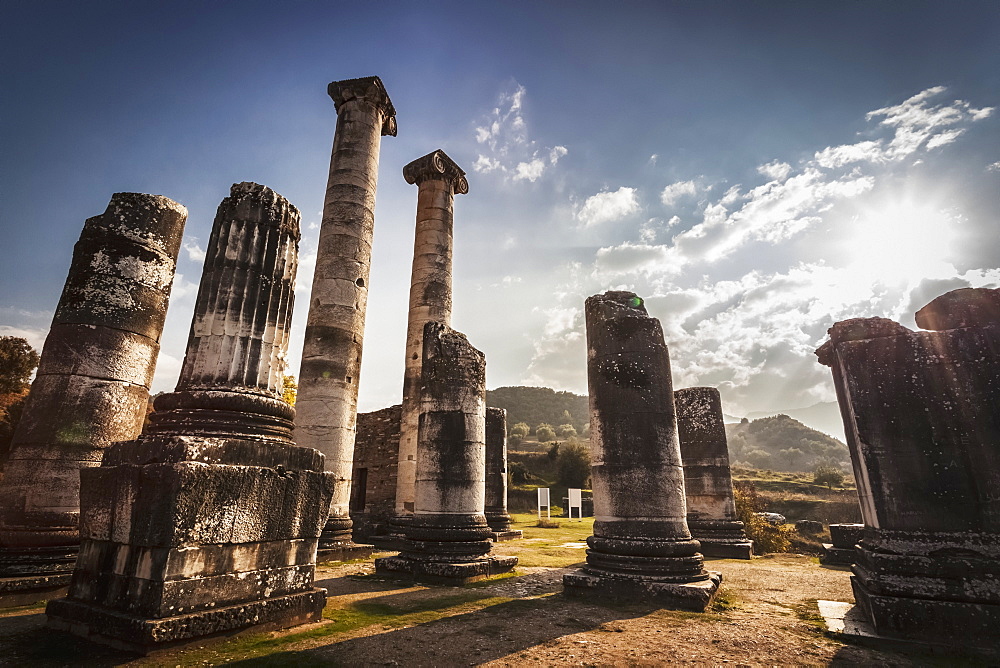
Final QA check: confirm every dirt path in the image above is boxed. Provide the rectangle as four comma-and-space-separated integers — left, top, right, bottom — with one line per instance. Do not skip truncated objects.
0, 554, 977, 666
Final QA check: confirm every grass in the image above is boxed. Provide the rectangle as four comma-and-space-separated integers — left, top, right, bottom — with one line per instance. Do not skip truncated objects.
494, 512, 594, 568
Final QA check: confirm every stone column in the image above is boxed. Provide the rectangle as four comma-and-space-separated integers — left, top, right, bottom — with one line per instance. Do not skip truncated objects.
0, 193, 186, 608
485, 407, 521, 541
563, 291, 720, 611
674, 387, 752, 559
375, 322, 517, 584
47, 183, 335, 654
815, 287, 1000, 653
394, 149, 468, 523
296, 76, 396, 551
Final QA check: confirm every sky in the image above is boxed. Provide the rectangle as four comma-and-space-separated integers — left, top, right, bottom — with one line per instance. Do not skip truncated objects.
2, 2, 998, 437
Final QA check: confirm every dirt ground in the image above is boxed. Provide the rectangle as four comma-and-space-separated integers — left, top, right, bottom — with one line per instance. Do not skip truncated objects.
0, 550, 981, 667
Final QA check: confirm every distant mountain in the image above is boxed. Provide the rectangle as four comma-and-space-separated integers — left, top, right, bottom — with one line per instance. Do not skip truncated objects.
486, 386, 589, 433
726, 414, 850, 473
744, 402, 845, 442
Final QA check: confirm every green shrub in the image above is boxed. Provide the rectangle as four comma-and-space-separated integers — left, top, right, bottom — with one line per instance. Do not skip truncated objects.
813, 463, 846, 488
557, 440, 591, 487
536, 424, 556, 443
734, 481, 792, 554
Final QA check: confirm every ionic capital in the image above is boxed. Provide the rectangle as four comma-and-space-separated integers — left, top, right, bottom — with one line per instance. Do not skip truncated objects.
327, 76, 397, 137
403, 149, 469, 195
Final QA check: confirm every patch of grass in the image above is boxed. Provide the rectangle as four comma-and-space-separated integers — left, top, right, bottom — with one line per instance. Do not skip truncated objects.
536, 519, 562, 528
710, 588, 741, 612
0, 600, 47, 617
793, 599, 826, 629
184, 590, 515, 665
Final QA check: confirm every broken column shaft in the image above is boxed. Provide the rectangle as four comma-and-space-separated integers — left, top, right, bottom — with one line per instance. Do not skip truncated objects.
47, 183, 334, 653
815, 287, 1000, 653
0, 193, 186, 608
375, 322, 517, 584
674, 387, 752, 559
485, 407, 521, 541
563, 291, 720, 610
296, 76, 396, 551
394, 149, 468, 524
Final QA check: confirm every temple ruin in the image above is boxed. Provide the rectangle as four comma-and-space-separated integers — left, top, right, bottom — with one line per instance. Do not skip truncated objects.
816, 286, 1000, 653
563, 291, 720, 610
674, 386, 752, 559
375, 322, 517, 584
485, 407, 521, 541
394, 149, 468, 528
0, 193, 187, 608
295, 76, 396, 558
46, 182, 333, 652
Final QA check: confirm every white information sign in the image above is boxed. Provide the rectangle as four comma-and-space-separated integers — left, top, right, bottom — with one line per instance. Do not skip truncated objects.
568, 488, 583, 520
537, 487, 551, 519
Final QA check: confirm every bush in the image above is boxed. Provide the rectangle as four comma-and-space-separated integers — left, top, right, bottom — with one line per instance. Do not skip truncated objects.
547, 442, 560, 461
536, 424, 556, 443
557, 423, 577, 438
813, 463, 846, 488
557, 440, 591, 488
734, 481, 792, 554
509, 461, 532, 485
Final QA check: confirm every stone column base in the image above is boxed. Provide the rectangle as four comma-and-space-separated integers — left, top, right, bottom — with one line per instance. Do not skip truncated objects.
696, 539, 753, 560
315, 542, 376, 563
562, 570, 721, 611
0, 546, 77, 608
46, 588, 327, 654
852, 577, 1000, 651
374, 555, 517, 585
491, 530, 523, 542
819, 544, 856, 566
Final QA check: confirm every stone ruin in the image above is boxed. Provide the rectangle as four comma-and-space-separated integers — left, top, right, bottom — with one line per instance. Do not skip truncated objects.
674, 386, 752, 559
485, 407, 522, 541
375, 322, 517, 584
46, 183, 334, 653
563, 291, 720, 610
820, 523, 863, 566
816, 286, 1000, 653
295, 76, 396, 559
0, 193, 187, 608
394, 149, 468, 532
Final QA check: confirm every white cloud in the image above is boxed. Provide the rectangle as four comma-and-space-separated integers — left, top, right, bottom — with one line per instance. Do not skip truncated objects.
988, 161, 1000, 172
182, 238, 206, 262
576, 187, 639, 227
649, 154, 659, 165
594, 242, 680, 275
813, 141, 882, 169
659, 180, 697, 207
472, 83, 568, 183
0, 325, 48, 352
757, 160, 792, 181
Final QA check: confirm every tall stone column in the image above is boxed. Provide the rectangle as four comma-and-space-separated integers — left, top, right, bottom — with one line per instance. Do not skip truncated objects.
47, 183, 334, 654
0, 193, 186, 608
563, 292, 720, 611
674, 387, 752, 559
485, 407, 521, 541
394, 149, 468, 523
296, 76, 396, 552
815, 287, 1000, 653
375, 322, 517, 584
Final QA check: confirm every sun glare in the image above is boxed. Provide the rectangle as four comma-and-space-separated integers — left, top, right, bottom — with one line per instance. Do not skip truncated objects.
847, 195, 959, 285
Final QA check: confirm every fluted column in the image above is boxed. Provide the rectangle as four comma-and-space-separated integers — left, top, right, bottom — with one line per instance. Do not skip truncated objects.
296, 76, 396, 545
563, 291, 720, 610
0, 193, 186, 607
395, 149, 468, 521
47, 183, 335, 653
674, 387, 751, 559
375, 322, 517, 584
485, 407, 521, 540
147, 182, 299, 440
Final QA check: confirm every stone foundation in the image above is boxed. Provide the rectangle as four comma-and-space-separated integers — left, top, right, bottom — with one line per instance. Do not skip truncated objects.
375, 554, 517, 586
820, 523, 863, 566
563, 571, 722, 611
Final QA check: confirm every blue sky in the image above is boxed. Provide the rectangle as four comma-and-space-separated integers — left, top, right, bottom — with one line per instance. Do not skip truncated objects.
2, 2, 998, 435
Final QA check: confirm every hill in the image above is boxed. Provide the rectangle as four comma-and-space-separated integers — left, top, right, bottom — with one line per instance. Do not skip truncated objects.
726, 414, 850, 473
743, 401, 845, 442
486, 386, 588, 433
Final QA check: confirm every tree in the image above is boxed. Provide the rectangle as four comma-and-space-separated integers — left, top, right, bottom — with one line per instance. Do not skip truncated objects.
536, 423, 556, 443
733, 481, 792, 554
557, 440, 591, 488
281, 374, 297, 406
509, 461, 532, 485
0, 337, 40, 394
547, 442, 560, 461
510, 422, 530, 438
557, 423, 577, 438
813, 462, 845, 488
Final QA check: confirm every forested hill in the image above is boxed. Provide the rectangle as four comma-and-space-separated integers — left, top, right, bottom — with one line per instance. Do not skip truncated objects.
726, 414, 850, 473
486, 386, 589, 432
